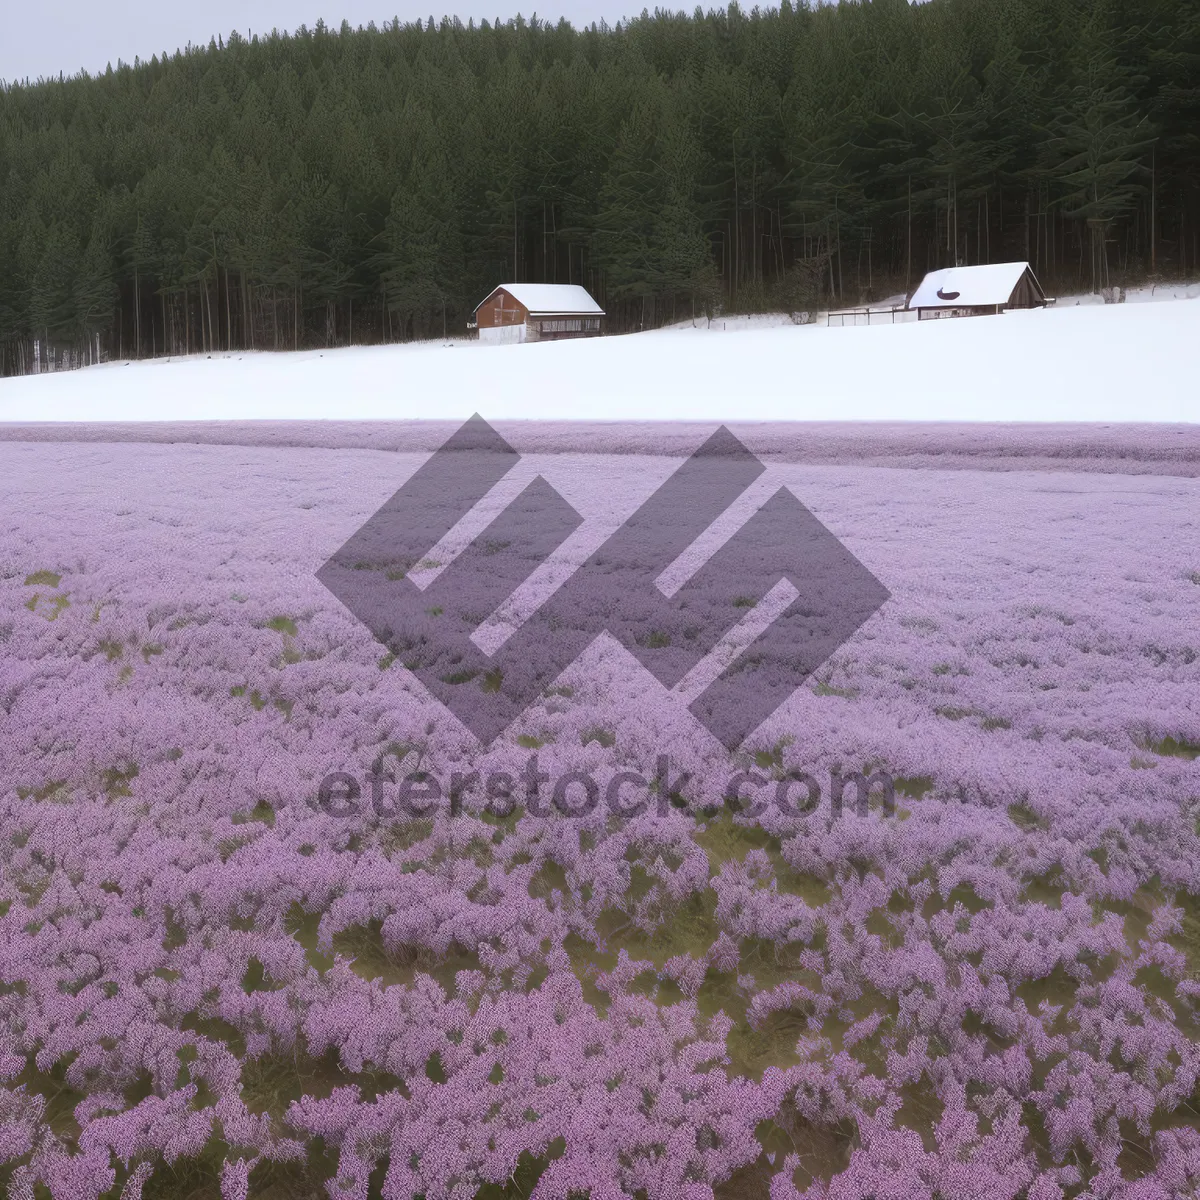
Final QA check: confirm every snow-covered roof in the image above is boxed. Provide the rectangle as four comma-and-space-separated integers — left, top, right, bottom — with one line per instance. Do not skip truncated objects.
477, 283, 605, 316
908, 262, 1038, 310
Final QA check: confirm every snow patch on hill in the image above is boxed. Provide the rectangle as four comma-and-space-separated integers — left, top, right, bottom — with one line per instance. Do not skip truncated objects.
1, 289, 1197, 424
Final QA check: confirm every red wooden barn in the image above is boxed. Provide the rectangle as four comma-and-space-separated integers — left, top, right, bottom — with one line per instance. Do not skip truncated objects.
474, 284, 604, 344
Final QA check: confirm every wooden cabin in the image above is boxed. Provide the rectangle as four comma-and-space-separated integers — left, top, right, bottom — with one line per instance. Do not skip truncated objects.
907, 262, 1049, 320
474, 284, 604, 344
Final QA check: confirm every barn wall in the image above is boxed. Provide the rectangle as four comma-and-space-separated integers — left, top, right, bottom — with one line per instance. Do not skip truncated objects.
530, 317, 603, 340
475, 290, 529, 330
479, 324, 527, 344
1007, 272, 1045, 309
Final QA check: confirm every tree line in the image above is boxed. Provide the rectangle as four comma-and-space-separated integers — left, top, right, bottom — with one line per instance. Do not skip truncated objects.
0, 0, 1197, 374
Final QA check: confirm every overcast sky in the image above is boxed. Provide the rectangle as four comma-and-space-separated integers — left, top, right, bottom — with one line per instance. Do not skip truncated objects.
1, 0, 646, 85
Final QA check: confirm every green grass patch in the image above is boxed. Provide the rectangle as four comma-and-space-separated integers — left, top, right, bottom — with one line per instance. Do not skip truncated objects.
582, 727, 616, 748
26, 591, 71, 619
695, 814, 830, 906
935, 706, 975, 721
277, 641, 304, 666
726, 999, 812, 1080
564, 931, 619, 1016
14, 1056, 86, 1144
720, 1112, 856, 1196
217, 835, 252, 862
233, 800, 276, 828
25, 570, 62, 587
1016, 963, 1078, 1017
101, 762, 139, 799
594, 888, 722, 970
529, 860, 570, 900
378, 817, 434, 857
895, 1080, 945, 1151
1149, 735, 1200, 761
1167, 891, 1200, 978
331, 920, 482, 994
813, 682, 859, 698
16, 779, 69, 804
1008, 803, 1049, 831
265, 615, 298, 636
922, 883, 992, 921
750, 738, 793, 772
894, 775, 934, 800
241, 957, 284, 994
475, 1148, 564, 1199
1021, 871, 1067, 910
241, 1044, 403, 1119
284, 903, 335, 973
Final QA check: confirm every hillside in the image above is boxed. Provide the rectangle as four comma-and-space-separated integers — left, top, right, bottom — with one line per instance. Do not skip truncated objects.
3, 0, 1199, 370
1, 295, 1198, 425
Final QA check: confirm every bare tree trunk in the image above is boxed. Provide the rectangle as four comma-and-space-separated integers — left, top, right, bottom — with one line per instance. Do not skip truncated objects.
835, 200, 842, 300
1150, 147, 1156, 273
242, 270, 250, 349
730, 132, 739, 299
906, 176, 912, 293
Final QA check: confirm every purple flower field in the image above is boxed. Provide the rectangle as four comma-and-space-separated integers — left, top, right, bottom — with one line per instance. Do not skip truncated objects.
2, 425, 1199, 1200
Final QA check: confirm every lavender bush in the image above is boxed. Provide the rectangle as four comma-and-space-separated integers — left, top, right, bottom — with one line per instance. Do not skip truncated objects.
1, 432, 1198, 1199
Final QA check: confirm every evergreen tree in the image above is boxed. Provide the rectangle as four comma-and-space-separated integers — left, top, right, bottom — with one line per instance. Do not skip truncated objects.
382, 132, 464, 338
1044, 7, 1155, 290
74, 224, 117, 342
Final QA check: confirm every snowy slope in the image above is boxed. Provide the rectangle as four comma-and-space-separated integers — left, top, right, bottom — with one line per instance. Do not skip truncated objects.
1, 291, 1197, 424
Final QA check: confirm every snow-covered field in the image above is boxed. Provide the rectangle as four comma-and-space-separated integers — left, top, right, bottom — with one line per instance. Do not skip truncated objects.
1, 289, 1197, 425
